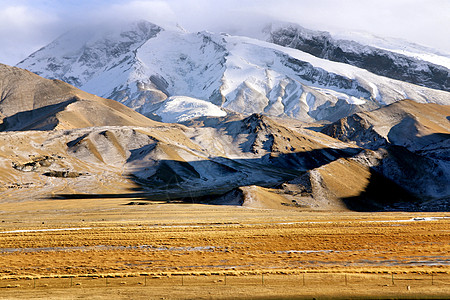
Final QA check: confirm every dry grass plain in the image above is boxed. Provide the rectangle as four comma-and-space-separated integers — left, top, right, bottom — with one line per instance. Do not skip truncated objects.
0, 198, 449, 299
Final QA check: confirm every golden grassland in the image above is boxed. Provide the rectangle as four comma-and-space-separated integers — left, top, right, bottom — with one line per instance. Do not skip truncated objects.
0, 198, 449, 299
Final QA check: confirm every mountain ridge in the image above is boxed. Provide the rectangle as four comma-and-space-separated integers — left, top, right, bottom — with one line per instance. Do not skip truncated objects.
16, 20, 450, 124
266, 22, 450, 92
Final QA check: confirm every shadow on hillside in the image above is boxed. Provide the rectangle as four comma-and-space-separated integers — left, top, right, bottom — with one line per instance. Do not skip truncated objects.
49, 141, 446, 211
341, 168, 420, 212
49, 146, 361, 204
0, 99, 77, 131
342, 142, 449, 212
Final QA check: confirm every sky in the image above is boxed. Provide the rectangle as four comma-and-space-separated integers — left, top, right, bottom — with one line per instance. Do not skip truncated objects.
1, 0, 449, 65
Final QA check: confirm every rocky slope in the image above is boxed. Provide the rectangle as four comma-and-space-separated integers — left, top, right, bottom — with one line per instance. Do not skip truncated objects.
267, 23, 450, 92
17, 20, 450, 124
322, 99, 450, 150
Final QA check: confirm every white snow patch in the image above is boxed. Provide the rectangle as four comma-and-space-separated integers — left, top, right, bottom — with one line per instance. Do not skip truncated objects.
368, 217, 450, 223
155, 96, 226, 123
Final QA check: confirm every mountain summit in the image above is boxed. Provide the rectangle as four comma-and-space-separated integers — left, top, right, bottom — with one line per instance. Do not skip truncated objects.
266, 22, 450, 92
17, 20, 450, 123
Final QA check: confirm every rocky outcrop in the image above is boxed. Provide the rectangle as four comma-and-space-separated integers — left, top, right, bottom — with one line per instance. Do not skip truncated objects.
269, 25, 450, 92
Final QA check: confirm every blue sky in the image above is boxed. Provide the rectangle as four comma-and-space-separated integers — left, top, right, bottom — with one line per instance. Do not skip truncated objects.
1, 0, 449, 65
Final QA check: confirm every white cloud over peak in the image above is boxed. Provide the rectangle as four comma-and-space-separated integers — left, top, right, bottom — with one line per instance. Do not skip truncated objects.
88, 1, 178, 26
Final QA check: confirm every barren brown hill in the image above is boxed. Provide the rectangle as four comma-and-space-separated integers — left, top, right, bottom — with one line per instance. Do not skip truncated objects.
0, 113, 363, 210
322, 99, 450, 151
0, 64, 159, 130
0, 67, 365, 210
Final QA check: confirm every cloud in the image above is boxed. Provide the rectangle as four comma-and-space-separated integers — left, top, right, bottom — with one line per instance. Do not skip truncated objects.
0, 4, 60, 65
83, 1, 178, 27
0, 0, 449, 65
147, 0, 450, 53
265, 0, 450, 50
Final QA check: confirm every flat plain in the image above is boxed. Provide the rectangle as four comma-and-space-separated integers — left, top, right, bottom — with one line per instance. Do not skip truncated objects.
0, 198, 449, 299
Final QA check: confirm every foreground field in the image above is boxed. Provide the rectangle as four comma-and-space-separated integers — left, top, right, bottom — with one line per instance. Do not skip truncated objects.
0, 198, 449, 299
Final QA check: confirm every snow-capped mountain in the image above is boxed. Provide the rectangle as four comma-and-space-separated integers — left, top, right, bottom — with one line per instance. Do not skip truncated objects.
17, 20, 450, 123
266, 22, 450, 92
19, 21, 162, 88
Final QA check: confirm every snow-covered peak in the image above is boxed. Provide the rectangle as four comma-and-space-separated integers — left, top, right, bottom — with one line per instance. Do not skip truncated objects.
262, 21, 450, 69
17, 20, 162, 87
136, 30, 227, 100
